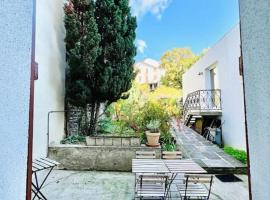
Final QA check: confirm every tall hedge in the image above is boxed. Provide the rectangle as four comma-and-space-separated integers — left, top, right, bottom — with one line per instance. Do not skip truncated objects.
64, 0, 136, 135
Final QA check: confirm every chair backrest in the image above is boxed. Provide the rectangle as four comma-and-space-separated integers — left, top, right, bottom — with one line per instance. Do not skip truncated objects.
139, 174, 169, 185
138, 174, 169, 198
185, 174, 214, 199
136, 151, 156, 159
162, 151, 182, 159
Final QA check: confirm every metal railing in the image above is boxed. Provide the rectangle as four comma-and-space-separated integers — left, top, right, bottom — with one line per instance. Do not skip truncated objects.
183, 89, 222, 120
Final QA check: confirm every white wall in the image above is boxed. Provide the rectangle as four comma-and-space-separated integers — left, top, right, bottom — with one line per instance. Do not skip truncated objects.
33, 0, 66, 158
183, 24, 246, 150
0, 1, 33, 199
240, 0, 270, 199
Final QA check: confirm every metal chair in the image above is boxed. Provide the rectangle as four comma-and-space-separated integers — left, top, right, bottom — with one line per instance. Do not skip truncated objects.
136, 151, 156, 159
32, 158, 60, 200
162, 151, 183, 160
135, 174, 169, 199
176, 174, 214, 200
162, 151, 184, 199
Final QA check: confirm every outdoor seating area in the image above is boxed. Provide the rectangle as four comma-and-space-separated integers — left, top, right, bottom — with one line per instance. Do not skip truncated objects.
37, 167, 248, 200
132, 150, 213, 199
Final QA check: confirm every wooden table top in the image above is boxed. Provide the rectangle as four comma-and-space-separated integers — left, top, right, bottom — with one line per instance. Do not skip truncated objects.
132, 159, 206, 174
132, 159, 170, 173
164, 159, 206, 173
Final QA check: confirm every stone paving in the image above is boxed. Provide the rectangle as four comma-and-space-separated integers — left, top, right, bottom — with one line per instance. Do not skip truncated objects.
40, 170, 249, 200
171, 120, 246, 173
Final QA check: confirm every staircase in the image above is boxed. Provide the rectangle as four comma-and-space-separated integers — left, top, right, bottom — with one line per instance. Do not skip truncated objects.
183, 90, 222, 126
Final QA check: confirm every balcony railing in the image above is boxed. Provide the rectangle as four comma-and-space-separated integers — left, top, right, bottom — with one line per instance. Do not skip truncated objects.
183, 89, 222, 119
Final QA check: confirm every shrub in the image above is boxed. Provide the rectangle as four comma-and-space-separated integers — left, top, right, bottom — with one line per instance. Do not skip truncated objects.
146, 120, 161, 133
162, 143, 177, 151
60, 135, 86, 144
224, 146, 247, 164
139, 101, 172, 144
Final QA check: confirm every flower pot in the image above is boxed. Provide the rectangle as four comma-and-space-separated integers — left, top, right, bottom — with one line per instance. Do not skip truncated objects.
146, 131, 160, 147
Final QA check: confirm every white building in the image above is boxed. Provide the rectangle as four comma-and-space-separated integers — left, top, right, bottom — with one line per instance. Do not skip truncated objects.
182, 24, 246, 150
33, 0, 66, 158
134, 58, 165, 89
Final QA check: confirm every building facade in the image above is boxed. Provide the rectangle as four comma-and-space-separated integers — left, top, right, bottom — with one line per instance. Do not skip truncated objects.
134, 58, 165, 90
182, 24, 246, 150
33, 0, 66, 158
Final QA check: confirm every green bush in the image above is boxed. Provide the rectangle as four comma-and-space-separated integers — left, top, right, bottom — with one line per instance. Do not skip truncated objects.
224, 146, 247, 164
60, 135, 86, 144
98, 117, 136, 136
139, 101, 172, 144
162, 143, 178, 151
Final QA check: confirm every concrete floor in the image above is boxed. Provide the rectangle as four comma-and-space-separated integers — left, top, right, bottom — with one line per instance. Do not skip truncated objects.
37, 170, 249, 200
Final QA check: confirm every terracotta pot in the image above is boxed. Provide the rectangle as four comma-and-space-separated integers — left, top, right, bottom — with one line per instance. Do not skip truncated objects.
146, 131, 160, 146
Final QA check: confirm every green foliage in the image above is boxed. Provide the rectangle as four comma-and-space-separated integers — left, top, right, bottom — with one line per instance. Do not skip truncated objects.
139, 101, 170, 135
160, 48, 199, 89
224, 146, 247, 164
162, 143, 177, 151
98, 117, 136, 136
65, 0, 101, 108
60, 135, 86, 144
64, 0, 137, 135
146, 120, 161, 133
94, 0, 137, 103
106, 82, 178, 145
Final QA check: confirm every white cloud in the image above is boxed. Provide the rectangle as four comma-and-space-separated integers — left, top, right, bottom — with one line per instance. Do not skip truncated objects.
136, 39, 147, 54
129, 0, 171, 20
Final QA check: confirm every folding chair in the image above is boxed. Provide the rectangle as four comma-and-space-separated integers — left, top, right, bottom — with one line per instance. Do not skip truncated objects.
32, 158, 60, 200
162, 151, 182, 160
176, 174, 214, 200
135, 174, 169, 199
136, 151, 156, 159
162, 151, 184, 199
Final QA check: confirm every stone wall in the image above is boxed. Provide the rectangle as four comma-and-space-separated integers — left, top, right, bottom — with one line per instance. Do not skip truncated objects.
48, 145, 161, 171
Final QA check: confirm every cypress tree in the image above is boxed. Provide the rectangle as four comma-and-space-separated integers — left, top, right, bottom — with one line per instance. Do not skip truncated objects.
64, 0, 136, 135
64, 0, 101, 135
95, 0, 137, 102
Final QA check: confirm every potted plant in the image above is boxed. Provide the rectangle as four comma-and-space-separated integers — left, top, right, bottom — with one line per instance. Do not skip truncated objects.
146, 120, 161, 147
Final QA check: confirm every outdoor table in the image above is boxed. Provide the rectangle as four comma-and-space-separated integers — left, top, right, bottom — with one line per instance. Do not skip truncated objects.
132, 159, 170, 174
32, 158, 60, 200
164, 159, 206, 174
163, 159, 206, 198
132, 159, 206, 199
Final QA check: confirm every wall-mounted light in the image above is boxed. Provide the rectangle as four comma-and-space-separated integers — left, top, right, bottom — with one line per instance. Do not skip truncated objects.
197, 72, 203, 76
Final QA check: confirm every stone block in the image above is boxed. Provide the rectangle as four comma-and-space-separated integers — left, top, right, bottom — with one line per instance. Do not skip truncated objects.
122, 138, 130, 146
86, 137, 96, 146
104, 138, 113, 146
112, 138, 122, 146
130, 138, 141, 146
96, 137, 104, 146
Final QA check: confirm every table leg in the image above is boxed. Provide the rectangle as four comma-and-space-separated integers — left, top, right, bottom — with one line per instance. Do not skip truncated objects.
165, 173, 178, 200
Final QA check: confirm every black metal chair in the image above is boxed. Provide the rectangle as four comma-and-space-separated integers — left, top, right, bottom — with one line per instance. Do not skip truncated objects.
176, 174, 214, 200
32, 158, 60, 200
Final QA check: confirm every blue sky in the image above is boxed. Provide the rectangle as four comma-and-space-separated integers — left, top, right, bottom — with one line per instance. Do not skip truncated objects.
129, 0, 239, 61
